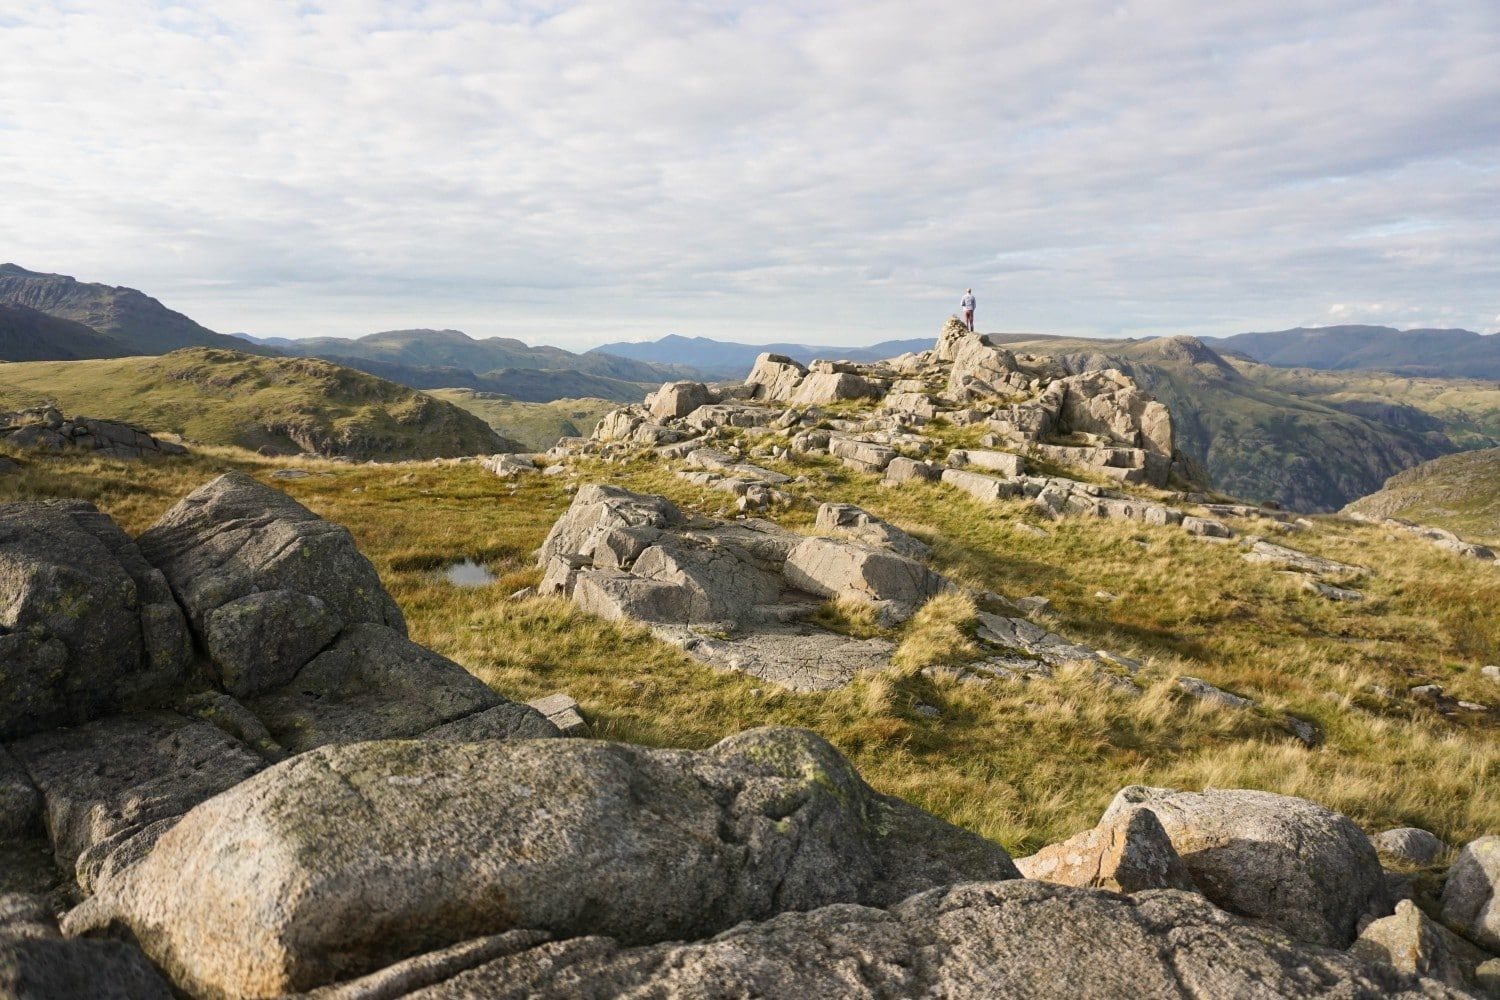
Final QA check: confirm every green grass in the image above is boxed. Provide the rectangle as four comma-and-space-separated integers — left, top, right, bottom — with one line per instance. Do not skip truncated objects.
1344, 446, 1500, 545
2, 439, 1496, 857
0, 349, 506, 459
427, 389, 617, 451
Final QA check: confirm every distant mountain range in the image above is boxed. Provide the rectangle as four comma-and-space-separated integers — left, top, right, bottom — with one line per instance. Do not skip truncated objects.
1204, 325, 1500, 380
588, 334, 937, 379
0, 264, 278, 357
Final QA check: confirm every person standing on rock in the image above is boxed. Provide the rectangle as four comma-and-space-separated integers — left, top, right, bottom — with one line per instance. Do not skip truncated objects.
960, 289, 976, 332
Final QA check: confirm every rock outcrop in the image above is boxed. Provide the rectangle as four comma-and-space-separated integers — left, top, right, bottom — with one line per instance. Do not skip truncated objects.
539, 485, 950, 687
1441, 836, 1500, 951
1103, 786, 1388, 947
0, 499, 190, 740
0, 405, 187, 460
72, 728, 1018, 998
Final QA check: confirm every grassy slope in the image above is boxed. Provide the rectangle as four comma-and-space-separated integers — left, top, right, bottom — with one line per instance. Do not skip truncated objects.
0, 349, 511, 460
4, 440, 1494, 855
1344, 447, 1500, 545
428, 389, 617, 451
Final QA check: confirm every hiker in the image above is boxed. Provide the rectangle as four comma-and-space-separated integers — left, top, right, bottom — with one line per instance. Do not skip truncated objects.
960, 289, 976, 331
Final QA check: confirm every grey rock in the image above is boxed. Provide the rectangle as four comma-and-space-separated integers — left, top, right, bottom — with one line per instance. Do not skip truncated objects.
138, 472, 405, 693
0, 406, 186, 461
949, 448, 1026, 477
814, 502, 931, 560
1350, 899, 1470, 990
1440, 836, 1500, 951
645, 381, 711, 421
421, 703, 561, 742
783, 536, 947, 614
1242, 539, 1364, 578
791, 371, 879, 405
1175, 676, 1256, 710
882, 456, 939, 484
525, 694, 589, 737
1304, 578, 1365, 602
72, 728, 1018, 998
1016, 806, 1195, 894
6, 711, 264, 887
1103, 786, 1388, 947
1181, 515, 1232, 538
481, 454, 536, 478
652, 624, 897, 691
368, 881, 1453, 1000
0, 499, 190, 740
941, 467, 1021, 503
0, 747, 40, 839
828, 436, 895, 473
1371, 828, 1447, 866
0, 892, 173, 999
536, 484, 685, 568
244, 624, 507, 754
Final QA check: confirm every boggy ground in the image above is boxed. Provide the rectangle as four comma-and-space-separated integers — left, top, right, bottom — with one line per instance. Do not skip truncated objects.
1, 441, 1495, 858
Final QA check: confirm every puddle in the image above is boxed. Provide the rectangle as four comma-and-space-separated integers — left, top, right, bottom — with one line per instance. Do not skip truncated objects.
442, 560, 497, 588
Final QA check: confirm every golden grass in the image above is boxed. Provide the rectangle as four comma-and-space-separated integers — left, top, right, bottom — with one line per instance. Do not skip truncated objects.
2, 440, 1496, 855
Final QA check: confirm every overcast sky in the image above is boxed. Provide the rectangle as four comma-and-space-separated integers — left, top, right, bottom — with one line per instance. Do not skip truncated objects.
2, 1, 1497, 349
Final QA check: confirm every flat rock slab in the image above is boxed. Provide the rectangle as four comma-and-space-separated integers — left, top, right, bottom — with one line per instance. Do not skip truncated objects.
1242, 540, 1364, 578
73, 728, 1017, 999
336, 881, 1450, 999
653, 624, 898, 691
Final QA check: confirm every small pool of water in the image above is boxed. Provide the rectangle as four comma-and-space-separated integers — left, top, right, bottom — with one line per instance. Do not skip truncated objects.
443, 560, 497, 588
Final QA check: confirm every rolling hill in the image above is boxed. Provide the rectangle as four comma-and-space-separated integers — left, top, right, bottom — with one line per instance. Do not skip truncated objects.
1205, 325, 1500, 380
0, 348, 518, 460
428, 390, 617, 451
0, 302, 133, 361
589, 333, 937, 379
1343, 446, 1500, 544
252, 328, 692, 383
0, 264, 279, 357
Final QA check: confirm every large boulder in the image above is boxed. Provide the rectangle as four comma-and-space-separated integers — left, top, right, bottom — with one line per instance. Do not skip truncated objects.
536, 484, 685, 569
1057, 370, 1174, 456
645, 381, 712, 421
6, 712, 265, 892
71, 728, 1018, 998
311, 882, 1458, 999
1103, 786, 1389, 947
791, 372, 880, 405
573, 538, 783, 625
815, 502, 931, 561
783, 537, 948, 614
0, 499, 190, 740
138, 472, 405, 697
1441, 836, 1500, 951
0, 893, 174, 999
1351, 899, 1471, 991
745, 353, 807, 401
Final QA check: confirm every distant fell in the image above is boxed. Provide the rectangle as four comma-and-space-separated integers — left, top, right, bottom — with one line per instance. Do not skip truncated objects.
588, 333, 936, 379
0, 264, 279, 357
269, 327, 692, 383
1205, 325, 1500, 379
0, 302, 133, 361
0, 348, 517, 460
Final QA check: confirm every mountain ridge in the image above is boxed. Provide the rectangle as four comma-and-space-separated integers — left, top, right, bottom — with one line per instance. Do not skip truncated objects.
0, 264, 280, 358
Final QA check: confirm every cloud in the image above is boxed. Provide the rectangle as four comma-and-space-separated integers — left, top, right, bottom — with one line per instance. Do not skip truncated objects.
1, 0, 1496, 346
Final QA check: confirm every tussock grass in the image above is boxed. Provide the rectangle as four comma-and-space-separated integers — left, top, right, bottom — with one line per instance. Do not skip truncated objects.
2, 442, 1496, 854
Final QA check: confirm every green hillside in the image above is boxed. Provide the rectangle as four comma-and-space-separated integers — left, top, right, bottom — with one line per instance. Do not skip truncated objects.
1344, 447, 1500, 545
429, 389, 617, 451
0, 348, 517, 460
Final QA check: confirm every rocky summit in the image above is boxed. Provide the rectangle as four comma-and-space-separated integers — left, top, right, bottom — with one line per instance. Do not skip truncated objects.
0, 319, 1497, 998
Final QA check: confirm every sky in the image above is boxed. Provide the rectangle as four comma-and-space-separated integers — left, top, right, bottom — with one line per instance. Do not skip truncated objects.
1, 1, 1497, 350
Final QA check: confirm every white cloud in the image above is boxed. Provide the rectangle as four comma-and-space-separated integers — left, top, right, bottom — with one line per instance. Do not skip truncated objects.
1, 0, 1497, 347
